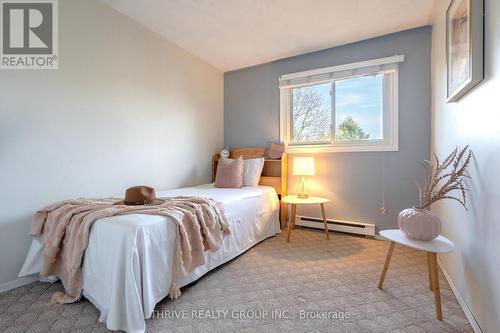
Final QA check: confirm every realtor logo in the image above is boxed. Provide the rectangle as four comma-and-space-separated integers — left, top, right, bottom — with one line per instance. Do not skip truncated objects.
1, 0, 58, 69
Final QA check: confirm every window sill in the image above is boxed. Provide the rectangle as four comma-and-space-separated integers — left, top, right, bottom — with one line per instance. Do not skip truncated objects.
285, 142, 398, 153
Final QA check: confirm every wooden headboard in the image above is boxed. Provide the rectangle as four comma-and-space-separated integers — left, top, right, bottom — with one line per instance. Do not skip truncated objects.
212, 147, 288, 228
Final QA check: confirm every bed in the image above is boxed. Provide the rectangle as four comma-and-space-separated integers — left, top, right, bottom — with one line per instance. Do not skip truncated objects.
19, 148, 287, 333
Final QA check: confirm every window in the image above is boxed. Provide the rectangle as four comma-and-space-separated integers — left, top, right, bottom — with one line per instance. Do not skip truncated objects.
280, 55, 403, 153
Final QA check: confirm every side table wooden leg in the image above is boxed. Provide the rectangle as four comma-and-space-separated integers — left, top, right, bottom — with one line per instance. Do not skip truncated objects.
320, 203, 330, 240
378, 241, 395, 289
430, 252, 443, 320
427, 252, 434, 291
287, 204, 297, 243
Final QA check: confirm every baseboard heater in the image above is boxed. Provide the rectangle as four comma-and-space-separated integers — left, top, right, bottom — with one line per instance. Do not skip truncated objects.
295, 215, 375, 237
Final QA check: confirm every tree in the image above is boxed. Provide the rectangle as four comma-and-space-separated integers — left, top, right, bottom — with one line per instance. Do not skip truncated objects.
335, 116, 369, 141
292, 86, 331, 142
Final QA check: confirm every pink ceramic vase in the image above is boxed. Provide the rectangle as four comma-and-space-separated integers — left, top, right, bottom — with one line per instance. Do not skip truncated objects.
398, 208, 441, 241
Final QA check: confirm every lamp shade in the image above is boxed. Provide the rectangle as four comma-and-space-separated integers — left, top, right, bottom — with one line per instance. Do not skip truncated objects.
292, 157, 315, 176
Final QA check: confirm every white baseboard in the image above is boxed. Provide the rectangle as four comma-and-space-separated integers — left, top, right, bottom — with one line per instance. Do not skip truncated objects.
437, 257, 483, 333
295, 215, 375, 237
0, 276, 37, 294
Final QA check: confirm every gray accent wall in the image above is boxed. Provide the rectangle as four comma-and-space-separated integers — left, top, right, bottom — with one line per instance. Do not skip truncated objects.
224, 27, 431, 230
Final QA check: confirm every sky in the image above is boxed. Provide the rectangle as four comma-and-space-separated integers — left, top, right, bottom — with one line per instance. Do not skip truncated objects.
335, 74, 383, 139
307, 74, 383, 140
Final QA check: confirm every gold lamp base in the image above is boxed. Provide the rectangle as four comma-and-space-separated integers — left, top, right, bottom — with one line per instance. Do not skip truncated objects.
297, 176, 309, 199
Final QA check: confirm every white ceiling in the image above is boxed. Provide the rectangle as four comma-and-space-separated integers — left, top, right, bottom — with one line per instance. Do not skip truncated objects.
101, 0, 436, 72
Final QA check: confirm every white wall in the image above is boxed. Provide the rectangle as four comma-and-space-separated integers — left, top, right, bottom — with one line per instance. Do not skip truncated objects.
0, 0, 223, 286
431, 0, 500, 332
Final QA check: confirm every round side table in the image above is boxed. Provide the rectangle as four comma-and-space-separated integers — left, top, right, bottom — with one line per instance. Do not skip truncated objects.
281, 195, 330, 242
378, 229, 455, 321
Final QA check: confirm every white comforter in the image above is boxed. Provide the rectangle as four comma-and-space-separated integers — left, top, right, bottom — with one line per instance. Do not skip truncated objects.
19, 184, 280, 333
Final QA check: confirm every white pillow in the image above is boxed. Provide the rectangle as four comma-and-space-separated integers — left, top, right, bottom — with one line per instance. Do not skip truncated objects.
226, 157, 265, 186
242, 158, 265, 186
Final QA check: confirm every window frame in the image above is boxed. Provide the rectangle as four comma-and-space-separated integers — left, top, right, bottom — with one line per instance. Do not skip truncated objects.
279, 55, 403, 153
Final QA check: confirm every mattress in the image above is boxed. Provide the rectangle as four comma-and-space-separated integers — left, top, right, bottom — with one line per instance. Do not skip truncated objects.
19, 184, 281, 333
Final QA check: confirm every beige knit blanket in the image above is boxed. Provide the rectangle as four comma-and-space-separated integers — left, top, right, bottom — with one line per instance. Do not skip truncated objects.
31, 196, 230, 304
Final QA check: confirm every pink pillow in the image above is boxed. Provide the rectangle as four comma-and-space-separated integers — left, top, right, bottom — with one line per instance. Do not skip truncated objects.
215, 156, 244, 188
268, 143, 284, 159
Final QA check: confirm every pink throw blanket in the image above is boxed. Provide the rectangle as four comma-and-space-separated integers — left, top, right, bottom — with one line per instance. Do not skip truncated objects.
31, 196, 230, 303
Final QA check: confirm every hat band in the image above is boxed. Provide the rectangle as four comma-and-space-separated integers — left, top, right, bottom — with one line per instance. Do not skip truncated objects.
123, 199, 154, 205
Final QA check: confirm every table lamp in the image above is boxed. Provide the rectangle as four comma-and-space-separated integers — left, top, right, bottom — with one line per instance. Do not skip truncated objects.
292, 157, 315, 199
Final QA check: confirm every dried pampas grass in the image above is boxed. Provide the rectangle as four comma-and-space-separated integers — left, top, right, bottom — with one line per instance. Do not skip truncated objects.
417, 146, 472, 210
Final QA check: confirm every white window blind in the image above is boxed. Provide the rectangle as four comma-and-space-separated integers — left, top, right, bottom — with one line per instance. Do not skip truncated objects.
278, 55, 404, 89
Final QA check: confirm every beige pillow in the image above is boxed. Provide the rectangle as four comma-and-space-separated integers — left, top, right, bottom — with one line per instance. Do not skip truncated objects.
214, 156, 244, 188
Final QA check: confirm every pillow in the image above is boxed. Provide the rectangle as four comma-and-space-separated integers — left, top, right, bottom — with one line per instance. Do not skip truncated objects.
214, 156, 244, 188
242, 157, 265, 187
267, 143, 284, 159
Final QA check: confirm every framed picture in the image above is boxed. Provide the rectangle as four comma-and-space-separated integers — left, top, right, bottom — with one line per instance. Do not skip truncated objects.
446, 0, 484, 102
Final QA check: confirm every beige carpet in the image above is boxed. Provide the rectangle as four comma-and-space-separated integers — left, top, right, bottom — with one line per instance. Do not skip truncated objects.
0, 228, 472, 332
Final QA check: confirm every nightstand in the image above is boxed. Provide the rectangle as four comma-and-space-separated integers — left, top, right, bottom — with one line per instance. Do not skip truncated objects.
281, 195, 330, 242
